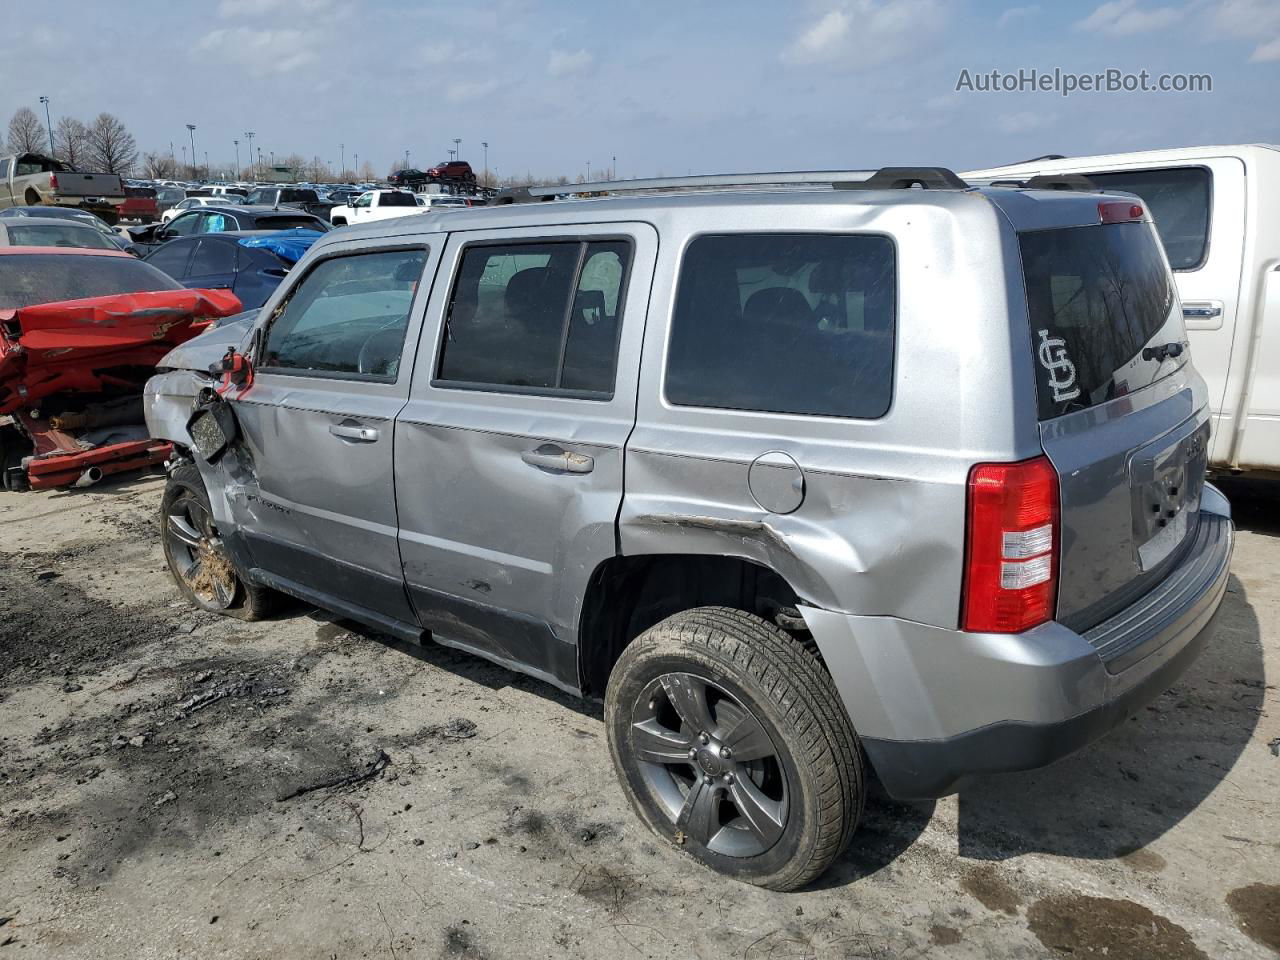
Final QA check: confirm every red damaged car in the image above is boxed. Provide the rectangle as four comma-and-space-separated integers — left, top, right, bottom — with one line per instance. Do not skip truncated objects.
0, 247, 242, 491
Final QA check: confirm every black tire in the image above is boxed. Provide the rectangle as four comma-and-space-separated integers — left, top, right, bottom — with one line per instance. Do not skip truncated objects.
161, 462, 272, 620
0, 427, 31, 491
606, 606, 864, 891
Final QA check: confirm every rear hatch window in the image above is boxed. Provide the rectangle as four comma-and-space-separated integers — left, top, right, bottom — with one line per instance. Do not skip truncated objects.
0, 255, 180, 308
1023, 219, 1208, 633
1021, 220, 1186, 421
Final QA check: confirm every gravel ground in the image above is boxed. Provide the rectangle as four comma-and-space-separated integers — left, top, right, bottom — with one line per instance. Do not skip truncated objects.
0, 473, 1276, 959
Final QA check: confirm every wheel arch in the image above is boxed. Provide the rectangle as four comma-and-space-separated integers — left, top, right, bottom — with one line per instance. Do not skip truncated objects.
577, 552, 814, 698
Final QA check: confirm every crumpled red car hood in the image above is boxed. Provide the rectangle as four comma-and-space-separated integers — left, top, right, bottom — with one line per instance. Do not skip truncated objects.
0, 288, 242, 415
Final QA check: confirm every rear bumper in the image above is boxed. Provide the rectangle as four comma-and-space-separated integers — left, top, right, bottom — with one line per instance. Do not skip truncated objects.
802, 489, 1233, 799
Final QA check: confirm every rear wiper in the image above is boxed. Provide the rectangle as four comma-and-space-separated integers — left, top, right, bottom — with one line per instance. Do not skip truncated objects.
1141, 341, 1185, 363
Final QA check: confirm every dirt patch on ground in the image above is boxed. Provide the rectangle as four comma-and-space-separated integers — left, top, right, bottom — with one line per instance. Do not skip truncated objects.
1226, 884, 1280, 953
929, 923, 962, 945
961, 864, 1023, 915
1120, 846, 1168, 873
2, 477, 1278, 958
1027, 894, 1208, 960
0, 552, 173, 683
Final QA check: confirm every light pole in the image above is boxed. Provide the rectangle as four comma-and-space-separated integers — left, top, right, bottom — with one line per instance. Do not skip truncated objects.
453, 137, 461, 161
38, 96, 54, 157
353, 153, 359, 180
244, 131, 255, 175
339, 143, 344, 179
204, 151, 209, 178
482, 141, 488, 186
586, 160, 591, 181
233, 140, 239, 179
181, 145, 187, 172
404, 149, 410, 169
186, 124, 197, 178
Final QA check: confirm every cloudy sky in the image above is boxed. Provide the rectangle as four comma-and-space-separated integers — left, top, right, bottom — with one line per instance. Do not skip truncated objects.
2, 0, 1276, 179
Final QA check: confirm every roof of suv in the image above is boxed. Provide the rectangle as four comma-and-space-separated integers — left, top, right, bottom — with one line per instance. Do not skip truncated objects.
314, 184, 1120, 248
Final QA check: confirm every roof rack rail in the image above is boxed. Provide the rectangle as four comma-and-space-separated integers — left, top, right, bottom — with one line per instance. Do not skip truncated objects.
488, 166, 970, 204
833, 167, 967, 191
489, 169, 879, 204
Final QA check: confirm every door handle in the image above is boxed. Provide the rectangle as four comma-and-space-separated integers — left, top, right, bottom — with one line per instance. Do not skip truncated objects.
521, 444, 594, 474
329, 423, 379, 442
1182, 300, 1223, 329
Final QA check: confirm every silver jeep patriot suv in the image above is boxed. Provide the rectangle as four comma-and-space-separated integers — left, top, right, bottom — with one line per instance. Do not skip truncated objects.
145, 166, 1233, 890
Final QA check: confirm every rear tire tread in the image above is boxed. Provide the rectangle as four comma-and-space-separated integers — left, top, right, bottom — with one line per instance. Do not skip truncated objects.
608, 605, 863, 890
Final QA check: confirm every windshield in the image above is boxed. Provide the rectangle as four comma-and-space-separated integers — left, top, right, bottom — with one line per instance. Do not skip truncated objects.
0, 254, 181, 309
1021, 221, 1185, 420
5, 223, 117, 250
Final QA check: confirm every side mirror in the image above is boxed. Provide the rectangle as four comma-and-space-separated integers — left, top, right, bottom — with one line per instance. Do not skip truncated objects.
126, 223, 159, 243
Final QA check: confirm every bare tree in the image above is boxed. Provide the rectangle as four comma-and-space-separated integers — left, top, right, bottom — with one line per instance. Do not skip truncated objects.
53, 116, 89, 168
358, 161, 377, 182
86, 113, 138, 174
282, 153, 307, 180
142, 151, 176, 179
7, 107, 48, 154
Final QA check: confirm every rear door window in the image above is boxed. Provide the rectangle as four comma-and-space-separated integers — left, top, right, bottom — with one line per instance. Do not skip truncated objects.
1085, 167, 1211, 270
380, 192, 418, 207
665, 233, 896, 419
1020, 220, 1185, 420
189, 238, 237, 276
437, 240, 631, 396
146, 240, 195, 278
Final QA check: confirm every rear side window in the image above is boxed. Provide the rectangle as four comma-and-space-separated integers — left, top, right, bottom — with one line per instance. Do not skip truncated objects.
380, 192, 418, 207
666, 234, 896, 419
6, 223, 115, 250
1021, 221, 1184, 421
437, 240, 631, 396
1085, 167, 1210, 270
257, 216, 326, 232
263, 249, 428, 381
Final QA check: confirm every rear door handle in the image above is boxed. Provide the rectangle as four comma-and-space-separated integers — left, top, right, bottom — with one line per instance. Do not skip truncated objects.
329, 423, 379, 442
521, 444, 594, 474
1182, 300, 1223, 329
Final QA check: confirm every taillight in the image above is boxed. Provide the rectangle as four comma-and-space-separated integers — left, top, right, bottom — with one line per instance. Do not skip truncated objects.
1098, 200, 1145, 224
962, 456, 1059, 633
49, 172, 58, 190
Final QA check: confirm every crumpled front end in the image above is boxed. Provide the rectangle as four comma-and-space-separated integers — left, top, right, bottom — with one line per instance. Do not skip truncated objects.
0, 288, 242, 490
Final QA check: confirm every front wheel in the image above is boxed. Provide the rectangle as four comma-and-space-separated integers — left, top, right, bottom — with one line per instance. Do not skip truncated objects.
606, 607, 864, 890
161, 462, 272, 620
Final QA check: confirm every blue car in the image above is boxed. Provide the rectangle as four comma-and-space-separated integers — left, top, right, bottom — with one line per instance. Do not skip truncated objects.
142, 229, 321, 310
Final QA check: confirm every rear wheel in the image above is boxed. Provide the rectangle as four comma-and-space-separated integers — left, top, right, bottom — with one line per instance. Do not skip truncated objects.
161, 462, 272, 620
606, 607, 863, 890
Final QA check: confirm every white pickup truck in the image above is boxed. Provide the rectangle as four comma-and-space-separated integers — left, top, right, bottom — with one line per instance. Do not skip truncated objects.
966, 144, 1280, 476
329, 189, 422, 226
0, 153, 126, 224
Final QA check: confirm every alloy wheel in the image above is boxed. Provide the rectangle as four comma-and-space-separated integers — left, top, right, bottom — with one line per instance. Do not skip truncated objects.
629, 672, 789, 857
165, 493, 236, 610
